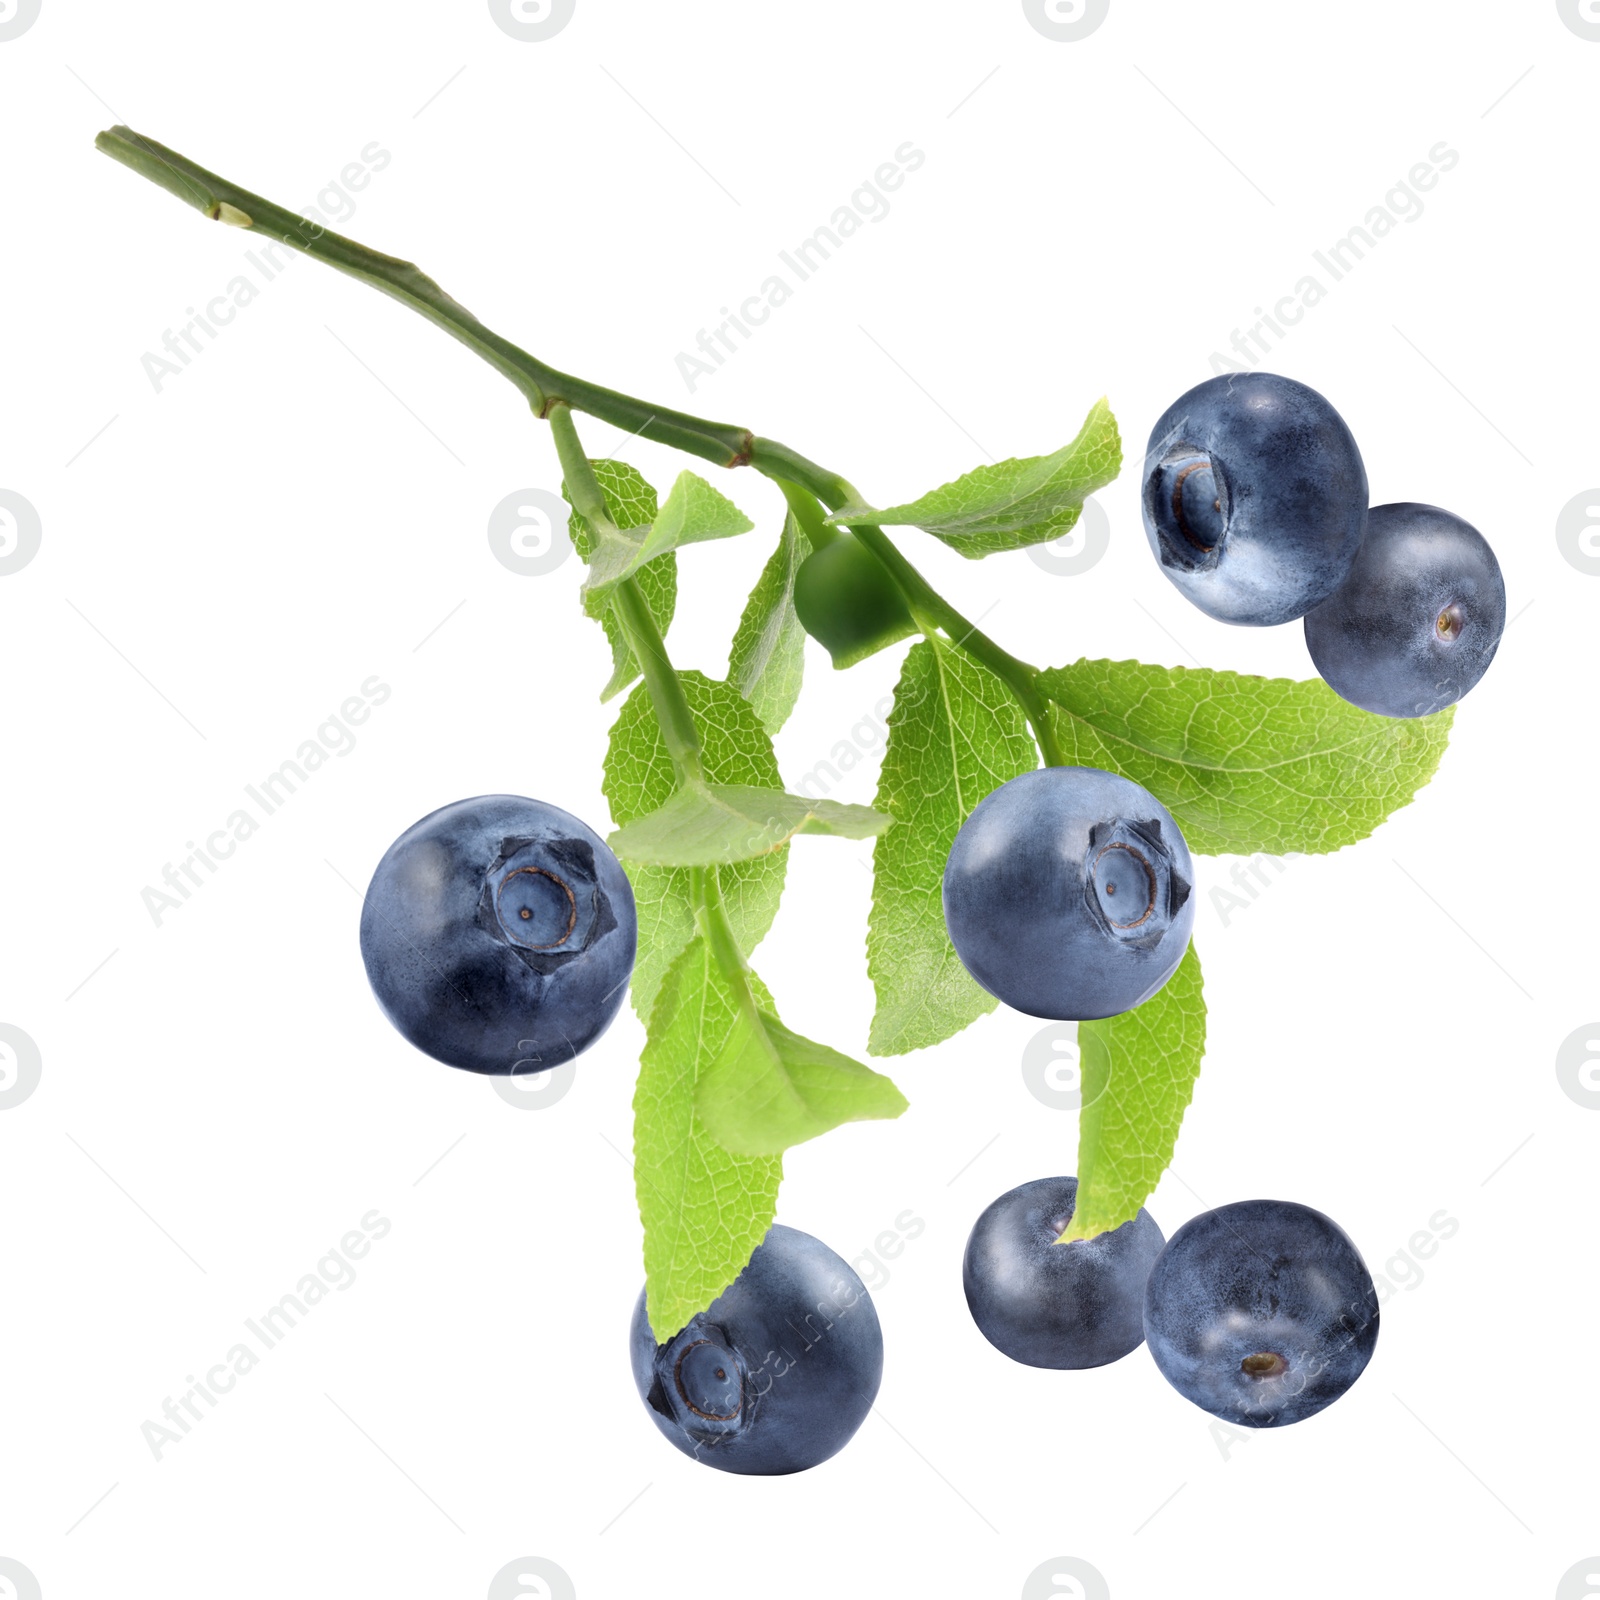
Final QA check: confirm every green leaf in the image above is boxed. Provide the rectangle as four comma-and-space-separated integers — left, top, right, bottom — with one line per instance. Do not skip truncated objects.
1061, 943, 1206, 1242
635, 923, 907, 1336
635, 939, 783, 1341
690, 943, 908, 1157
610, 783, 891, 867
585, 469, 753, 597
829, 398, 1121, 557
1037, 659, 1455, 856
653, 470, 755, 549
867, 637, 1039, 1054
565, 459, 674, 701
728, 509, 807, 733
602, 672, 788, 1023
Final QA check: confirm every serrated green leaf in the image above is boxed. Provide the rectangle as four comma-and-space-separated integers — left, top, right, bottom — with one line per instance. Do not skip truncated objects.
565, 459, 674, 701
728, 510, 807, 734
585, 469, 754, 597
688, 943, 907, 1157
1061, 943, 1206, 1241
635, 938, 783, 1341
610, 783, 891, 867
652, 469, 755, 548
602, 673, 788, 1022
867, 637, 1039, 1055
829, 399, 1121, 557
1037, 659, 1454, 856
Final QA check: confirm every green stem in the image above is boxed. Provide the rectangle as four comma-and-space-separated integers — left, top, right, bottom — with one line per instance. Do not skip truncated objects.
770, 469, 1061, 761
613, 580, 706, 786
97, 125, 1064, 765
775, 478, 838, 553
545, 402, 612, 531
94, 126, 751, 470
749, 440, 859, 509
769, 469, 1062, 763
547, 404, 704, 786
697, 867, 750, 980
847, 524, 1065, 766
546, 408, 760, 1009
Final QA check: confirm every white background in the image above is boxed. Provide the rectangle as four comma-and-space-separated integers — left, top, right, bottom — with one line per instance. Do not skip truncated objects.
2, 2, 1596, 1596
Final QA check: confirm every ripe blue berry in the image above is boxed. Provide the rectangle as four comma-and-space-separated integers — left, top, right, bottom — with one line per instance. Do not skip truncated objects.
1303, 501, 1506, 717
943, 767, 1194, 1021
963, 1176, 1165, 1369
359, 794, 636, 1075
1143, 1199, 1379, 1427
630, 1225, 883, 1475
1143, 373, 1368, 625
